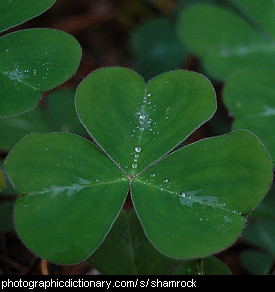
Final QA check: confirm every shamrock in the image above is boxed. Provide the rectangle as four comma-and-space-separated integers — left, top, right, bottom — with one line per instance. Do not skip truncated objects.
5, 67, 272, 264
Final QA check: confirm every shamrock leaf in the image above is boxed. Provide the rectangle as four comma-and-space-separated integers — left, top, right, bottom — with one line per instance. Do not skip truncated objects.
177, 0, 275, 80
223, 69, 275, 165
0, 0, 82, 118
0, 0, 56, 33
5, 67, 273, 264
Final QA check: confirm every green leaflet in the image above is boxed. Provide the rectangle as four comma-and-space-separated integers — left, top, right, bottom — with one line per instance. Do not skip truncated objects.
177, 1, 275, 80
0, 0, 56, 33
0, 29, 82, 117
223, 69, 275, 164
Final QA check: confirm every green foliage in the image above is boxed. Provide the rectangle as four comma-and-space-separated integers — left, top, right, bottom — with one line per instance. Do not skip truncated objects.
88, 209, 232, 275
45, 89, 86, 135
240, 220, 275, 274
0, 107, 50, 152
130, 17, 188, 81
5, 67, 273, 265
0, 0, 56, 33
177, 0, 275, 80
0, 89, 85, 152
87, 209, 177, 275
171, 256, 232, 275
0, 0, 82, 117
223, 69, 275, 164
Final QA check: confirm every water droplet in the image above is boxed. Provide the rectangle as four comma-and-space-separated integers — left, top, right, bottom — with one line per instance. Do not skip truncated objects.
150, 173, 156, 177
139, 114, 146, 120
180, 192, 186, 198
132, 163, 137, 169
163, 178, 169, 183
135, 146, 142, 153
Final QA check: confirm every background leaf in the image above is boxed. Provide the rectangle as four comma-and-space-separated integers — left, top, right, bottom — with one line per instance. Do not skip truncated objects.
172, 256, 232, 275
231, 0, 275, 39
131, 130, 273, 259
45, 88, 86, 135
0, 0, 56, 33
130, 17, 188, 81
0, 28, 82, 117
240, 250, 273, 275
0, 107, 50, 152
177, 3, 275, 80
223, 69, 275, 164
242, 220, 275, 256
87, 209, 177, 275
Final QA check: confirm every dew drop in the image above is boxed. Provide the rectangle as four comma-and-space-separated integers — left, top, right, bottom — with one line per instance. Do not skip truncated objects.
135, 145, 142, 152
132, 163, 137, 169
150, 173, 156, 177
180, 192, 186, 198
139, 114, 146, 120
163, 178, 169, 183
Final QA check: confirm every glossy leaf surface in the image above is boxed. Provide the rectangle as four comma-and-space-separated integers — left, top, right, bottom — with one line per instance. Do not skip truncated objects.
223, 69, 275, 164
87, 209, 177, 275
130, 17, 187, 81
171, 256, 232, 275
132, 130, 272, 258
0, 0, 56, 33
5, 133, 129, 264
76, 67, 216, 175
0, 29, 82, 117
177, 2, 275, 80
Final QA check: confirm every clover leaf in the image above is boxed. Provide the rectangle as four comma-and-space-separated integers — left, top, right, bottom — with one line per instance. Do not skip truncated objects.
0, 0, 82, 117
5, 67, 273, 264
0, 0, 56, 33
223, 69, 275, 165
177, 0, 275, 80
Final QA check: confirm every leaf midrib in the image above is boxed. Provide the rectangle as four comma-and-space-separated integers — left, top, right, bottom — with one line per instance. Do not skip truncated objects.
0, 68, 38, 91
25, 178, 128, 197
134, 178, 244, 216
209, 42, 275, 59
